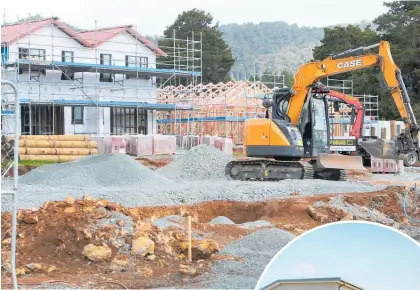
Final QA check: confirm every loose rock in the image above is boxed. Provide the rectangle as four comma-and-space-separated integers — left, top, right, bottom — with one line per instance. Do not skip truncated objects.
82, 244, 111, 261
179, 239, 219, 260
131, 237, 154, 257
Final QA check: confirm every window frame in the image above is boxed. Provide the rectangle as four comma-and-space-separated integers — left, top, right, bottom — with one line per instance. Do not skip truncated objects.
125, 55, 149, 79
61, 50, 74, 63
61, 51, 75, 80
71, 106, 84, 125
100, 53, 113, 82
18, 47, 46, 60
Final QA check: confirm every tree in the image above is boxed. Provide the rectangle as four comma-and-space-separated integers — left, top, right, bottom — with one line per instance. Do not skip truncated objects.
312, 2, 420, 121
373, 1, 420, 121
158, 9, 235, 84
281, 70, 295, 87
312, 25, 396, 118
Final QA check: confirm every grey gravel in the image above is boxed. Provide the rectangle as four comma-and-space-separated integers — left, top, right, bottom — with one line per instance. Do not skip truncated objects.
208, 216, 235, 225
239, 220, 272, 228
157, 144, 234, 181
96, 211, 134, 236
2, 146, 386, 212
19, 154, 173, 187
404, 167, 420, 173
197, 228, 296, 289
153, 215, 185, 230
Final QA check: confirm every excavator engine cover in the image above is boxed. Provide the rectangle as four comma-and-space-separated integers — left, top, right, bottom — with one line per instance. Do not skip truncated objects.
316, 154, 366, 171
358, 138, 401, 160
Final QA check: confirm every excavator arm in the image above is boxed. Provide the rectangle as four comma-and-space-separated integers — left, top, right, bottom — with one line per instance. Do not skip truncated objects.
283, 41, 419, 162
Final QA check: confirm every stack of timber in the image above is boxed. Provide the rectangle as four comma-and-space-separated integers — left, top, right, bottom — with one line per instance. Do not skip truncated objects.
17, 135, 99, 162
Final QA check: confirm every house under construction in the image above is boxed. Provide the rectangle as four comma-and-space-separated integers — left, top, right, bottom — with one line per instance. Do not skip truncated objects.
1, 16, 201, 136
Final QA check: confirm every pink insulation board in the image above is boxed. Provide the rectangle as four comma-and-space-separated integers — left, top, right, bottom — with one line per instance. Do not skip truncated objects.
153, 134, 176, 155
384, 159, 399, 173
111, 136, 127, 154
371, 157, 384, 173
129, 135, 153, 156
214, 137, 233, 155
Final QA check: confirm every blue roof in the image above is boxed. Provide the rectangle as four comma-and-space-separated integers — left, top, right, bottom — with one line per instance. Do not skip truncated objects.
156, 115, 264, 123
1, 110, 15, 115
17, 98, 192, 111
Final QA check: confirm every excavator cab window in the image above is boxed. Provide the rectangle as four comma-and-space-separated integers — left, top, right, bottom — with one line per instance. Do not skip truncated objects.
312, 98, 329, 149
333, 101, 340, 112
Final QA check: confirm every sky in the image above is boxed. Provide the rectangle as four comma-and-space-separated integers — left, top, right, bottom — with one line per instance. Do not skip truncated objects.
257, 222, 420, 290
1, 0, 389, 35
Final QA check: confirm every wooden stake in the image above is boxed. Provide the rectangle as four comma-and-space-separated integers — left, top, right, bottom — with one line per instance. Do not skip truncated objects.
187, 216, 192, 262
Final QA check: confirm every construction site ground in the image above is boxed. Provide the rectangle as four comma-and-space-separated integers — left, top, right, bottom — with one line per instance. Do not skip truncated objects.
1, 146, 420, 289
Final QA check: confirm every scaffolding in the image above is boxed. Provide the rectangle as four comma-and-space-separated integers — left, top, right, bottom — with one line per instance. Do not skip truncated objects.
156, 80, 281, 144
1, 15, 202, 136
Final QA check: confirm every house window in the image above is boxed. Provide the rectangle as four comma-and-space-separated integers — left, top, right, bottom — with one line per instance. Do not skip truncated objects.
62, 51, 74, 62
61, 51, 74, 80
100, 53, 113, 82
71, 106, 84, 124
18, 48, 46, 60
125, 55, 148, 79
125, 56, 148, 68
110, 108, 148, 135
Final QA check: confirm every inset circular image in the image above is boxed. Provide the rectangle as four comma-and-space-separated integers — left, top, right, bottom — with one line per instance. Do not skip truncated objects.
255, 221, 420, 290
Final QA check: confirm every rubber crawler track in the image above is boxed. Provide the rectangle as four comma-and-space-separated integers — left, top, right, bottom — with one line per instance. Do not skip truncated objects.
225, 159, 315, 181
225, 159, 349, 181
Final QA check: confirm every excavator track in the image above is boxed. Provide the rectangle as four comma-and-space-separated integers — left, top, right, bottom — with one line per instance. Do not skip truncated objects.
225, 159, 350, 182
225, 159, 315, 181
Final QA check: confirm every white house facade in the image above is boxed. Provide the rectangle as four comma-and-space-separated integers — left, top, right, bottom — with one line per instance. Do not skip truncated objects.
1, 17, 197, 136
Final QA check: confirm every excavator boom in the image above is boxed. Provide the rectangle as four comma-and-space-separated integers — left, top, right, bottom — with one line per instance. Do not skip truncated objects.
288, 41, 419, 162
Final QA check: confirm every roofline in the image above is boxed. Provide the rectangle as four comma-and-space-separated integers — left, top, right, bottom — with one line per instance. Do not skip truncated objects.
2, 17, 90, 47
260, 277, 363, 290
77, 24, 133, 33
2, 18, 167, 56
1, 17, 58, 27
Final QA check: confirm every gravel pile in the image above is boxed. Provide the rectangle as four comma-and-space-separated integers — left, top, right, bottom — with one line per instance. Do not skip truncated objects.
208, 216, 235, 225
198, 228, 295, 288
20, 154, 173, 188
1, 148, 386, 212
3, 178, 385, 212
157, 144, 234, 181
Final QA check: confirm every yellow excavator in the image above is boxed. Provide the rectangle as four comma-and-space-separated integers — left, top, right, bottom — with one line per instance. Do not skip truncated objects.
225, 40, 419, 181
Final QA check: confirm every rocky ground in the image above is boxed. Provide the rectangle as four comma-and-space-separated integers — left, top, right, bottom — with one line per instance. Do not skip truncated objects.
1, 146, 420, 289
